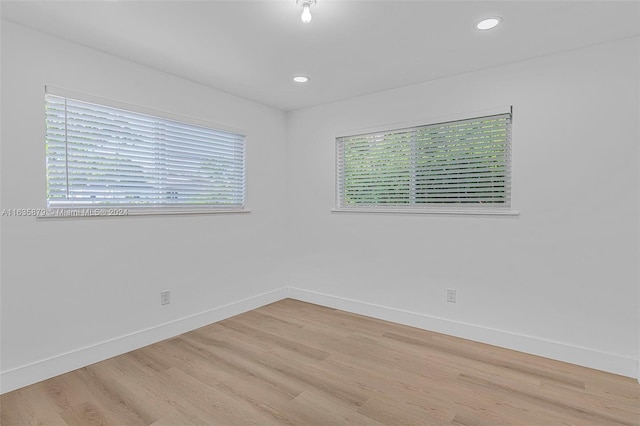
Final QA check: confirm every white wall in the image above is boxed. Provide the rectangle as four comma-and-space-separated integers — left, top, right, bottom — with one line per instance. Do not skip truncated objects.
2, 19, 639, 393
0, 21, 288, 392
286, 37, 640, 377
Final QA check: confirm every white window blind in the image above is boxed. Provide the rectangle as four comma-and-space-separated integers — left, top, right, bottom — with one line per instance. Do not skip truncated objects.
336, 113, 512, 211
45, 94, 245, 211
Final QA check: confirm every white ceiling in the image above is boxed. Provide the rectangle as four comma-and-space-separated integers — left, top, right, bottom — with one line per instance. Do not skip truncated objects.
2, 1, 639, 111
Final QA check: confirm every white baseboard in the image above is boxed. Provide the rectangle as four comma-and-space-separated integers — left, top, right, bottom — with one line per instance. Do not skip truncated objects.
2, 286, 637, 394
0, 288, 288, 394
287, 287, 638, 379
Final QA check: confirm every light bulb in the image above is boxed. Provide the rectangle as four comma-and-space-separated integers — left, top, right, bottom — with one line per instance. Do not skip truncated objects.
301, 4, 312, 23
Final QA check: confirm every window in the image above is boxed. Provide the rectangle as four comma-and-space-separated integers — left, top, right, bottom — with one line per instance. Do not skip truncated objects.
45, 91, 245, 213
336, 111, 512, 213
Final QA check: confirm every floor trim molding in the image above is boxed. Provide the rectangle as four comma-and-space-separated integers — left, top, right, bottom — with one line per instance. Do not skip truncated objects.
287, 287, 638, 380
0, 288, 288, 394
2, 286, 637, 394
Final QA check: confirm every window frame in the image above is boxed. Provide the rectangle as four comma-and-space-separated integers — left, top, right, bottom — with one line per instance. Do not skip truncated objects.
43, 86, 249, 218
333, 107, 518, 216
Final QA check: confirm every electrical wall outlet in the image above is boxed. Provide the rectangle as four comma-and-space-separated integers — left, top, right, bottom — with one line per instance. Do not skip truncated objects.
160, 290, 170, 305
446, 288, 456, 303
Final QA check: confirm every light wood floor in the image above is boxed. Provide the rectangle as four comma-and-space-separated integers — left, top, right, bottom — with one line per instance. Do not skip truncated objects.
1, 299, 639, 425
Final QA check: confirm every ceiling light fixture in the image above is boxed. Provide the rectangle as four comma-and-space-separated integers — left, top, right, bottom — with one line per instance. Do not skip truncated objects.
297, 0, 316, 23
476, 17, 502, 30
293, 75, 310, 83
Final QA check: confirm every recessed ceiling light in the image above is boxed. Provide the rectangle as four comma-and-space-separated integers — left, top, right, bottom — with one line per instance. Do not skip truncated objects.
476, 17, 502, 30
293, 75, 310, 83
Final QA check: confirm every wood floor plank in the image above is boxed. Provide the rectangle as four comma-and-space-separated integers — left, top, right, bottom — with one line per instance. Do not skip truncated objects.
1, 299, 638, 425
214, 376, 304, 425
220, 317, 331, 361
0, 385, 68, 426
358, 394, 452, 425
59, 401, 111, 426
457, 373, 637, 426
82, 360, 163, 424
176, 334, 307, 399
149, 366, 284, 425
286, 390, 384, 426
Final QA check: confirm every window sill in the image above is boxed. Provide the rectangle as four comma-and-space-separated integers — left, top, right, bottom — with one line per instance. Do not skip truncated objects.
37, 208, 251, 220
331, 208, 520, 217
